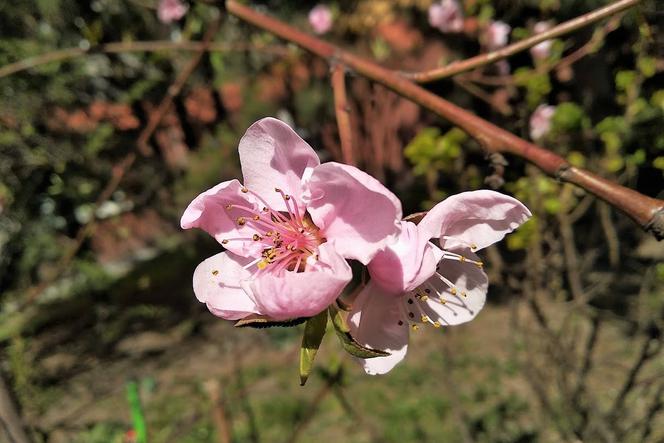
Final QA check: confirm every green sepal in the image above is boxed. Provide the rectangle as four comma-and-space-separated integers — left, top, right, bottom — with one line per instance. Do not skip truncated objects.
234, 315, 306, 328
299, 310, 328, 386
328, 304, 390, 359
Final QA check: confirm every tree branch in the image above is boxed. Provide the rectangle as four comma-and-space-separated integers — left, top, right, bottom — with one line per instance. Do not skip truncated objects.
0, 40, 287, 79
400, 0, 641, 82
23, 21, 221, 306
330, 64, 355, 165
225, 0, 664, 239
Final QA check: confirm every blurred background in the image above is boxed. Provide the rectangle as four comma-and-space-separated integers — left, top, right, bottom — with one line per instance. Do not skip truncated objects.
1, 0, 663, 442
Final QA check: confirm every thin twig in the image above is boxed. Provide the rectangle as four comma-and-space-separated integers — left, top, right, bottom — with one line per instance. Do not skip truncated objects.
639, 383, 664, 442
137, 19, 221, 155
453, 77, 512, 116
225, 0, 664, 239
203, 380, 233, 443
610, 335, 662, 420
286, 367, 343, 443
0, 374, 30, 443
598, 202, 620, 267
0, 41, 288, 79
22, 22, 221, 306
330, 65, 355, 165
24, 151, 136, 305
557, 187, 585, 301
400, 0, 641, 82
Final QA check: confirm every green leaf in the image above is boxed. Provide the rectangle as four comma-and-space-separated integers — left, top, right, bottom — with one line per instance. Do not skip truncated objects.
329, 304, 389, 359
299, 310, 328, 386
234, 315, 306, 329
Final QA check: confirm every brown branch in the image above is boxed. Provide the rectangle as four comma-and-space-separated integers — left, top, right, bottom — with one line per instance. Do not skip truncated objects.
400, 0, 641, 82
453, 77, 512, 116
23, 22, 221, 306
225, 0, 664, 239
203, 380, 233, 443
24, 152, 136, 305
330, 65, 355, 165
137, 19, 220, 155
610, 334, 662, 420
0, 374, 30, 443
0, 40, 288, 79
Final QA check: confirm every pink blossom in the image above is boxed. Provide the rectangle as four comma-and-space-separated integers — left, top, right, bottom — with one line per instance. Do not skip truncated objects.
485, 20, 511, 50
308, 5, 333, 35
349, 191, 530, 374
428, 0, 464, 33
530, 21, 554, 60
157, 0, 188, 24
529, 104, 556, 140
181, 118, 402, 321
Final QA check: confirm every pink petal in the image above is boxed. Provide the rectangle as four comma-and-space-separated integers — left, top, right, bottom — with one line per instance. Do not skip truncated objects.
368, 221, 439, 294
157, 0, 188, 23
348, 282, 409, 375
239, 118, 320, 212
308, 4, 333, 34
303, 162, 402, 264
417, 190, 530, 251
242, 243, 351, 320
180, 179, 263, 258
421, 251, 488, 325
192, 251, 259, 320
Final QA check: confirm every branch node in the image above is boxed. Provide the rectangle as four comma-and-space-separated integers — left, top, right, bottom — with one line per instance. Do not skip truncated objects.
645, 208, 664, 241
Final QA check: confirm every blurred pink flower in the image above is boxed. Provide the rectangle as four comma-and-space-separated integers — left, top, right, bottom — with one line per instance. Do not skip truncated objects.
308, 4, 333, 35
529, 104, 556, 140
485, 20, 511, 50
181, 118, 402, 321
530, 21, 554, 60
157, 0, 188, 24
428, 0, 464, 33
349, 191, 530, 374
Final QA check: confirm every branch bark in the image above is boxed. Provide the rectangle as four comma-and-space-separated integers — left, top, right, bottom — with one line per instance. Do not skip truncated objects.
225, 0, 664, 239
400, 0, 641, 82
0, 41, 287, 79
330, 65, 355, 165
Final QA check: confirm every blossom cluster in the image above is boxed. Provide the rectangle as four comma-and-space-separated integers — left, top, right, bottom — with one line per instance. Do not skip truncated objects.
182, 118, 530, 374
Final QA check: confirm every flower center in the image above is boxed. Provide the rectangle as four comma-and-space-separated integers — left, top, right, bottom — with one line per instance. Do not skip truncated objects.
222, 187, 325, 274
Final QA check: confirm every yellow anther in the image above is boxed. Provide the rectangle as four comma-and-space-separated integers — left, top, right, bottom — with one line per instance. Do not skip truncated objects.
460, 256, 466, 262
240, 187, 248, 193
461, 291, 467, 297
433, 322, 441, 328
450, 287, 457, 295
470, 243, 477, 250
421, 315, 429, 323
253, 215, 260, 220
411, 324, 419, 331
236, 217, 246, 226
265, 231, 273, 237
439, 297, 446, 304
420, 295, 429, 301
257, 260, 268, 270
212, 270, 219, 276
252, 234, 261, 241
477, 262, 484, 269
221, 239, 229, 244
